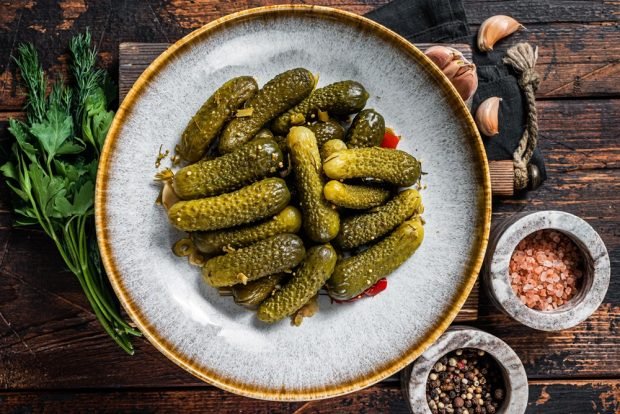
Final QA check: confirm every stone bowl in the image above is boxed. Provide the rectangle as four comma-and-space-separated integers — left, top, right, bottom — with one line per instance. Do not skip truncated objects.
402, 326, 529, 414
483, 210, 610, 331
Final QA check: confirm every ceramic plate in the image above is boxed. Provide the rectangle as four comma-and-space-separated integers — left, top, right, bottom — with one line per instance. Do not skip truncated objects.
96, 5, 490, 401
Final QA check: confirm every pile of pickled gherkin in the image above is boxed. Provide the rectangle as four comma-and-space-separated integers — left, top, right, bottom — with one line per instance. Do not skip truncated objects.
163, 68, 425, 325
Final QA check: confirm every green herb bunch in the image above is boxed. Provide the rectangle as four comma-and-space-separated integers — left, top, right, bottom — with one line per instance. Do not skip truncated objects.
1, 31, 141, 354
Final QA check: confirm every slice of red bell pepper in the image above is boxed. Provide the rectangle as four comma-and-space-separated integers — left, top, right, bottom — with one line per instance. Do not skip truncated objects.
331, 278, 388, 303
380, 131, 400, 149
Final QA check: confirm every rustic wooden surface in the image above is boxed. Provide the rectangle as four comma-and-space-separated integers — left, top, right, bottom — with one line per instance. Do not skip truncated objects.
0, 1, 618, 413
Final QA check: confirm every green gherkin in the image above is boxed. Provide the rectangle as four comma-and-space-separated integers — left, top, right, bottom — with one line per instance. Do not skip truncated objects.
307, 119, 345, 147
323, 180, 391, 210
323, 147, 421, 187
202, 233, 306, 287
258, 244, 337, 323
254, 128, 275, 140
174, 137, 283, 199
335, 189, 422, 249
346, 109, 385, 148
287, 126, 340, 242
177, 76, 258, 162
191, 206, 302, 254
327, 217, 425, 300
272, 81, 369, 134
219, 68, 315, 153
168, 178, 290, 232
230, 273, 285, 309
320, 139, 347, 161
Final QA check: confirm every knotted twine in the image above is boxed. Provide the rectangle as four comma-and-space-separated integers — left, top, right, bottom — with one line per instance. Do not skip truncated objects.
503, 42, 540, 190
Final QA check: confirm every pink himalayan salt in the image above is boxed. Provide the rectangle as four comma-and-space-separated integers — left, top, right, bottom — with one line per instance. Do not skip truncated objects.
509, 229, 584, 311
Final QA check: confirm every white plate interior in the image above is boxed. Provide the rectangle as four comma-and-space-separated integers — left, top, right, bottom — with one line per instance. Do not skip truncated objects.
101, 11, 487, 397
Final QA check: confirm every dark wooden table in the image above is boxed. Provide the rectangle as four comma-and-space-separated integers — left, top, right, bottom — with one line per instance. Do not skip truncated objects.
0, 1, 618, 412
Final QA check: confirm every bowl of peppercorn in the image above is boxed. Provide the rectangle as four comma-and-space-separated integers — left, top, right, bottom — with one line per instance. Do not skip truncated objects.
402, 326, 528, 414
483, 210, 610, 331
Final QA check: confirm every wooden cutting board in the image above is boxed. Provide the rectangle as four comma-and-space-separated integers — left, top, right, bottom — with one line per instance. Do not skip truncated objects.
118, 42, 480, 322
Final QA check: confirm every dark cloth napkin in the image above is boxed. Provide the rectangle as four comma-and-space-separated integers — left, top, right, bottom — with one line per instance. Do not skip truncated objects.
365, 0, 546, 189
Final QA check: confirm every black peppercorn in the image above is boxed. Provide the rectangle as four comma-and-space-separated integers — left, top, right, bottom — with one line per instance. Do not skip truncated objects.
494, 389, 504, 401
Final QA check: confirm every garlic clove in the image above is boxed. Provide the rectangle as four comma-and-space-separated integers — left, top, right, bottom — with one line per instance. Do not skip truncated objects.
424, 46, 478, 101
424, 45, 463, 70
452, 64, 478, 101
442, 59, 466, 79
477, 15, 525, 52
475, 96, 502, 137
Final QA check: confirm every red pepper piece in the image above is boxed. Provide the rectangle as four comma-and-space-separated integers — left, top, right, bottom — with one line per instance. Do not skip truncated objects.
380, 131, 400, 149
364, 278, 388, 296
331, 278, 388, 303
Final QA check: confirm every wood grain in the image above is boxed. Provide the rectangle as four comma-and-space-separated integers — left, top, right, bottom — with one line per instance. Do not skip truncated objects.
489, 160, 514, 197
0, 1, 618, 411
1, 3, 619, 112
0, 380, 617, 413
463, 1, 619, 24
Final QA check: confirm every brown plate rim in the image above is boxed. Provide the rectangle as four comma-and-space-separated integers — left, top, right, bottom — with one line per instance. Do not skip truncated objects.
95, 4, 491, 401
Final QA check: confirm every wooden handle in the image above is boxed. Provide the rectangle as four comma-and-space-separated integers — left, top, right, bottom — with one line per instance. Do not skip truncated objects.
489, 160, 514, 197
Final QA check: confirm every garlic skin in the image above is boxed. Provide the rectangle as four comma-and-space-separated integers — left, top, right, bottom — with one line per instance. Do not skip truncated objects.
452, 64, 478, 102
424, 46, 463, 70
424, 46, 479, 101
477, 15, 524, 52
475, 97, 502, 137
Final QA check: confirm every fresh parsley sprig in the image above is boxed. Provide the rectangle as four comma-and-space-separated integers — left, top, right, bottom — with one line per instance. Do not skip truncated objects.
1, 31, 140, 354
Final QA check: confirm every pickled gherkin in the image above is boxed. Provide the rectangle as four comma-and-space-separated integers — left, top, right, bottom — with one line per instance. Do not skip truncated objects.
346, 109, 385, 148
230, 274, 285, 309
173, 138, 283, 199
257, 244, 337, 323
320, 139, 347, 161
168, 178, 290, 232
191, 206, 302, 254
272, 81, 369, 134
164, 72, 430, 322
287, 126, 340, 242
335, 189, 422, 249
202, 234, 305, 287
219, 68, 315, 153
307, 119, 345, 147
254, 128, 274, 140
177, 76, 258, 162
327, 217, 425, 300
323, 147, 421, 187
323, 180, 391, 210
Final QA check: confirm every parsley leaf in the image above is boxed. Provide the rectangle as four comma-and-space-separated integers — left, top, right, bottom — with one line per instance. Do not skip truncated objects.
0, 31, 140, 354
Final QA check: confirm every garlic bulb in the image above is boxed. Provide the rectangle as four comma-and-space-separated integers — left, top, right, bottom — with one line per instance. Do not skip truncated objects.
475, 97, 502, 137
424, 46, 479, 101
477, 15, 524, 52
424, 45, 464, 70
452, 64, 478, 102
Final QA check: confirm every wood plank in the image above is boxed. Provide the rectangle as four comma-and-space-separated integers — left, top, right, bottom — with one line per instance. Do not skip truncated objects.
475, 24, 620, 99
1, 2, 619, 111
0, 380, 617, 413
463, 0, 620, 24
0, 98, 617, 388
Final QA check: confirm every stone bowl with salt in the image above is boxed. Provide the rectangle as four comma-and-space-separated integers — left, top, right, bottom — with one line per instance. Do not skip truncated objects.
483, 210, 610, 331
